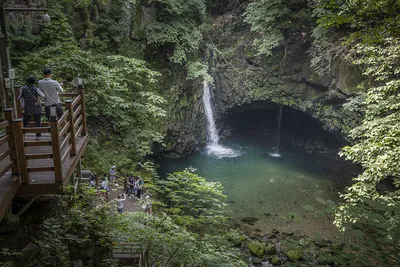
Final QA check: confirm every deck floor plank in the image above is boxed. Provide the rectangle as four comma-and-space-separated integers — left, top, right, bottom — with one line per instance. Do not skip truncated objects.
0, 132, 88, 197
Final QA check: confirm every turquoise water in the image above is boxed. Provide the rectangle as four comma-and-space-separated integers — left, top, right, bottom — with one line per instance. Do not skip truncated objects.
158, 137, 351, 238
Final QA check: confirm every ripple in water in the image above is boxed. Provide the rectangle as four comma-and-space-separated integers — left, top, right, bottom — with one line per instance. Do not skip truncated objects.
206, 144, 240, 158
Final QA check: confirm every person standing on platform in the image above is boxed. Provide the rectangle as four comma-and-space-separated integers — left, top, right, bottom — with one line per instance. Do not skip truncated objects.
117, 194, 126, 214
18, 76, 45, 141
109, 166, 116, 185
38, 68, 63, 120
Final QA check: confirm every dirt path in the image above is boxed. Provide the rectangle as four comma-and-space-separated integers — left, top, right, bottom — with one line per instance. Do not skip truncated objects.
107, 180, 142, 213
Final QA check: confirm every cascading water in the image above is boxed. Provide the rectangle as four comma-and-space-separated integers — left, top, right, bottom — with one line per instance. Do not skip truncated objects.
202, 83, 238, 158
269, 105, 283, 158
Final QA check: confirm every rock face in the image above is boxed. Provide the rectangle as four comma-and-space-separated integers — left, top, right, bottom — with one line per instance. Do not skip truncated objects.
159, 13, 364, 157
209, 14, 364, 137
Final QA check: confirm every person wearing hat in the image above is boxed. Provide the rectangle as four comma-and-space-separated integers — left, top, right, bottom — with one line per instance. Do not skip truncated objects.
18, 75, 45, 141
109, 166, 117, 185
38, 68, 64, 120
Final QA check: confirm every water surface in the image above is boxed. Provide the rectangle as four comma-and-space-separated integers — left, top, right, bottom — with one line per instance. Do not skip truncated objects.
158, 137, 351, 239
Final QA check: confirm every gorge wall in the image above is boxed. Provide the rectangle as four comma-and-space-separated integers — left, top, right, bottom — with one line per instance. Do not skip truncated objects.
160, 12, 365, 158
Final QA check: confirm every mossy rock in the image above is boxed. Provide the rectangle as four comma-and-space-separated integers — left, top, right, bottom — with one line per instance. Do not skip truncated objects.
271, 255, 281, 265
248, 241, 265, 258
286, 248, 303, 262
264, 244, 276, 255
252, 257, 263, 264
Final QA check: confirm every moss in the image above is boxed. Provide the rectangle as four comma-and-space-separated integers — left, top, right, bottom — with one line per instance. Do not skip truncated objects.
248, 241, 265, 258
286, 248, 303, 262
264, 244, 276, 255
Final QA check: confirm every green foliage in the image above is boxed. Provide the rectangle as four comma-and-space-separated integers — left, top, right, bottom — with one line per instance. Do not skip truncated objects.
155, 169, 230, 230
143, 0, 206, 63
312, 0, 400, 263
34, 185, 116, 266
8, 0, 166, 174
244, 0, 311, 56
313, 0, 400, 44
186, 60, 213, 82
114, 213, 246, 267
244, 0, 289, 56
107, 168, 245, 266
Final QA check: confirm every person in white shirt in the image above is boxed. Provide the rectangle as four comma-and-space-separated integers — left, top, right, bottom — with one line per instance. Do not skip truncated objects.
38, 68, 64, 120
117, 194, 126, 213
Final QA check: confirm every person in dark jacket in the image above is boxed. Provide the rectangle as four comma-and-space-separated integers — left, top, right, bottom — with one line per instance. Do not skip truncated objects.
19, 76, 45, 141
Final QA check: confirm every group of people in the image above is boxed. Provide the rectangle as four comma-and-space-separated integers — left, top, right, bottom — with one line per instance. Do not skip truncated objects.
125, 175, 144, 199
18, 68, 64, 141
91, 165, 151, 215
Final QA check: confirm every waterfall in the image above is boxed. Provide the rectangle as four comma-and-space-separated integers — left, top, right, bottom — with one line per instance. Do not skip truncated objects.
202, 83, 238, 158
203, 83, 219, 145
269, 105, 283, 158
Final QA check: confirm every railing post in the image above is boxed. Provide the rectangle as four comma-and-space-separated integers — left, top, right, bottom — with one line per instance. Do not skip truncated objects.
65, 100, 76, 156
77, 87, 87, 135
12, 119, 29, 183
50, 117, 63, 183
14, 87, 23, 118
4, 108, 19, 175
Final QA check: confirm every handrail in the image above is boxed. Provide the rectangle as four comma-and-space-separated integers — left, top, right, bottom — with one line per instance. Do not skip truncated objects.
0, 134, 10, 146
59, 121, 70, 138
71, 95, 81, 108
58, 110, 69, 126
0, 162, 14, 177
60, 133, 71, 151
0, 148, 12, 161
74, 115, 83, 129
75, 124, 83, 138
0, 121, 9, 129
59, 93, 79, 97
73, 105, 82, 119
61, 144, 72, 164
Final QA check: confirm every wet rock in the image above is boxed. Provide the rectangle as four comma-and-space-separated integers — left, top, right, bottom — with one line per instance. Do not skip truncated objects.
271, 255, 281, 265
286, 248, 304, 262
241, 217, 259, 226
248, 241, 265, 258
264, 244, 276, 255
317, 255, 335, 265
282, 231, 294, 236
271, 228, 280, 235
252, 257, 263, 264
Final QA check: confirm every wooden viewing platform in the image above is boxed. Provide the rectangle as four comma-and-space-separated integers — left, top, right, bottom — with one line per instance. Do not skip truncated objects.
0, 89, 89, 220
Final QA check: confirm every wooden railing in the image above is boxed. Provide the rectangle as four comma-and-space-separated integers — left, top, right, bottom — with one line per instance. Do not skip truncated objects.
0, 109, 19, 178
11, 88, 88, 184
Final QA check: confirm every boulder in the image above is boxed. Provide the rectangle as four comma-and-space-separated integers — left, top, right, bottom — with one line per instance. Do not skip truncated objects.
248, 241, 265, 258
286, 248, 303, 262
15, 242, 38, 267
264, 244, 276, 255
71, 260, 83, 267
0, 213, 20, 233
271, 255, 281, 265
252, 257, 263, 264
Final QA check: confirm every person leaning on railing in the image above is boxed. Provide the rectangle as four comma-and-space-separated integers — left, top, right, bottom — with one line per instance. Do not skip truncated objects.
38, 68, 64, 120
18, 76, 45, 141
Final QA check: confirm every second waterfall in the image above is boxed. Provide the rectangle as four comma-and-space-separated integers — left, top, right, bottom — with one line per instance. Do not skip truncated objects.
202, 83, 238, 158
